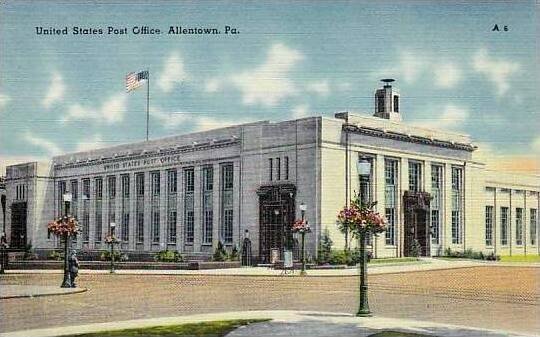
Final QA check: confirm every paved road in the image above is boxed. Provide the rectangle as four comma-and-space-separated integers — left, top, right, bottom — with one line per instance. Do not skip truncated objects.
0, 266, 538, 335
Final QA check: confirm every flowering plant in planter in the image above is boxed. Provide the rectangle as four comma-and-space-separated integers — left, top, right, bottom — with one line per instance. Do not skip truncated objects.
337, 196, 387, 237
47, 216, 79, 237
104, 235, 120, 244
291, 219, 311, 233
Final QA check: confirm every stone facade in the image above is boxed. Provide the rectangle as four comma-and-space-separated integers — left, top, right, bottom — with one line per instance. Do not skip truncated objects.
4, 112, 539, 261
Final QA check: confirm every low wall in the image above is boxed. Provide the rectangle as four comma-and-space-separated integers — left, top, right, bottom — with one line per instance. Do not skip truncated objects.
6, 260, 241, 270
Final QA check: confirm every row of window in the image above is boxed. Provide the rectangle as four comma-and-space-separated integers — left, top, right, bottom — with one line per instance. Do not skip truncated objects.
56, 164, 235, 246
379, 157, 463, 246
485, 206, 537, 246
268, 156, 290, 181
14, 184, 27, 201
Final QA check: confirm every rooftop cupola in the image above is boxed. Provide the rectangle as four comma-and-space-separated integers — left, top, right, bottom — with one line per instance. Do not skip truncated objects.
374, 79, 401, 122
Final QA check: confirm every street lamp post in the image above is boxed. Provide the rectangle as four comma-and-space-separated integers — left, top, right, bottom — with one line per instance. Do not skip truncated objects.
356, 157, 372, 317
61, 193, 72, 288
299, 202, 307, 276
109, 223, 116, 273
0, 232, 8, 274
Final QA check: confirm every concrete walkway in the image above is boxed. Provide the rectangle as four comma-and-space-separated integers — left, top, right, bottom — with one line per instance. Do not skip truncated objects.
0, 285, 87, 299
4, 258, 521, 277
0, 311, 532, 337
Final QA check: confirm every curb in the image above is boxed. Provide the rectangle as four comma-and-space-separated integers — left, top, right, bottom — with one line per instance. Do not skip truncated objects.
0, 287, 88, 300
0, 310, 534, 337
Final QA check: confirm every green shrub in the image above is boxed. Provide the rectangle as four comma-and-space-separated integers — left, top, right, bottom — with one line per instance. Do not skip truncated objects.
213, 241, 228, 262
317, 229, 333, 264
444, 247, 499, 261
154, 250, 183, 262
100, 250, 129, 262
47, 250, 63, 261
229, 245, 240, 261
409, 239, 421, 258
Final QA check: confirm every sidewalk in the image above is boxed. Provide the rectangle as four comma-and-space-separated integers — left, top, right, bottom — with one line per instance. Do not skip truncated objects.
0, 285, 87, 299
4, 258, 507, 277
0, 310, 533, 337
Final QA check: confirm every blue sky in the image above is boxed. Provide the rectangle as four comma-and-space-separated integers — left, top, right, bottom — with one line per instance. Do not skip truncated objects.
0, 1, 537, 174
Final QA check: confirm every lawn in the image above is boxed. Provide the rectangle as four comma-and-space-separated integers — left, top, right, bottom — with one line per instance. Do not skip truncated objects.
369, 257, 419, 264
500, 255, 540, 263
64, 319, 270, 337
368, 332, 438, 337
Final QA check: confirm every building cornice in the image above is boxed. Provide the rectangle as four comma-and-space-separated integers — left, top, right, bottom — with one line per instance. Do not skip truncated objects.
343, 124, 476, 152
53, 138, 240, 171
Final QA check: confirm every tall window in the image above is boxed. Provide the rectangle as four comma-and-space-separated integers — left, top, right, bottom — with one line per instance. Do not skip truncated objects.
485, 206, 494, 246
530, 209, 537, 245
359, 156, 374, 245
150, 171, 160, 243
184, 168, 195, 244
515, 208, 523, 245
276, 157, 281, 181
95, 178, 103, 242
431, 165, 443, 245
501, 207, 509, 245
108, 176, 116, 231
221, 164, 234, 244
393, 95, 399, 113
82, 179, 90, 242
384, 159, 398, 245
121, 175, 130, 242
202, 166, 214, 244
408, 161, 422, 192
451, 167, 463, 244
167, 169, 177, 244
135, 173, 144, 243
284, 156, 289, 180
70, 180, 78, 221
57, 181, 66, 216
269, 158, 273, 181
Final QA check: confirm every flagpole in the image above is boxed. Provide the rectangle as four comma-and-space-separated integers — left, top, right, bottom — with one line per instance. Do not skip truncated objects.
146, 69, 150, 141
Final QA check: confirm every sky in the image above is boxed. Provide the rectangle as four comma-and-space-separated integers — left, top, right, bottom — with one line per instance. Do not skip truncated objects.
0, 1, 538, 175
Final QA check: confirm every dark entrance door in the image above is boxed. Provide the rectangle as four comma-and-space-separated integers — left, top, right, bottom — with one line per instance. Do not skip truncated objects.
257, 184, 296, 263
11, 202, 27, 249
403, 191, 431, 257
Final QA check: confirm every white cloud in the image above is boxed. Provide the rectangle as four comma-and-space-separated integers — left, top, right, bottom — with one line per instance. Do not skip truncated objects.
24, 132, 62, 156
532, 136, 540, 153
0, 93, 10, 110
151, 106, 191, 130
292, 104, 310, 119
193, 116, 256, 132
42, 72, 65, 108
158, 51, 188, 93
232, 43, 303, 106
101, 94, 127, 124
434, 63, 461, 88
151, 105, 255, 132
75, 134, 106, 152
62, 93, 126, 124
473, 142, 539, 174
204, 78, 222, 93
399, 51, 423, 84
472, 49, 519, 96
412, 104, 468, 130
306, 80, 330, 96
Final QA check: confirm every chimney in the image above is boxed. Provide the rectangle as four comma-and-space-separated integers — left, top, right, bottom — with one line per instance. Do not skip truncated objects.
374, 79, 401, 122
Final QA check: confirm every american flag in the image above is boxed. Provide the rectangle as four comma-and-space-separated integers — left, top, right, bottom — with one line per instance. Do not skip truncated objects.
125, 70, 148, 92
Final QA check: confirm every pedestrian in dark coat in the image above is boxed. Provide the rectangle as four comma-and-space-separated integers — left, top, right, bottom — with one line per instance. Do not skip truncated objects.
68, 250, 80, 288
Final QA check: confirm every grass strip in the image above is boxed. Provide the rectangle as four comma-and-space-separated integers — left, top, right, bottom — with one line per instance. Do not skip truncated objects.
65, 319, 270, 337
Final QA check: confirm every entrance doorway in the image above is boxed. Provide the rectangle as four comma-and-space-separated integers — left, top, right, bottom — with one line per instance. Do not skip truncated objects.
257, 184, 296, 263
10, 202, 27, 249
403, 191, 431, 257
